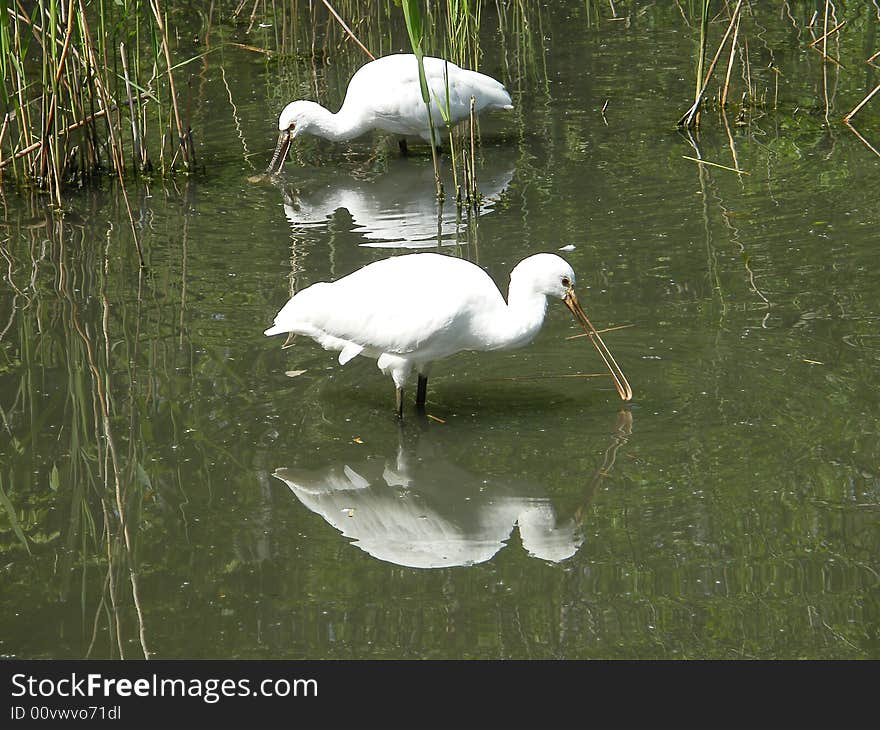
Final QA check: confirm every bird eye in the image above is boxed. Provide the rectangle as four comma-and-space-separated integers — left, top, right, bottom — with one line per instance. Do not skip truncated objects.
561, 276, 571, 288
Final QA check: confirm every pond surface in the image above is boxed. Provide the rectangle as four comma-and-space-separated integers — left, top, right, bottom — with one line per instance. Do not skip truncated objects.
1, 3, 878, 659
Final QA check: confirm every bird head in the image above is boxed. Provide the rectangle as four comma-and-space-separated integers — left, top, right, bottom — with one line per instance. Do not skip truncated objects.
267, 101, 323, 174
512, 253, 632, 402
277, 100, 323, 135
510, 253, 577, 300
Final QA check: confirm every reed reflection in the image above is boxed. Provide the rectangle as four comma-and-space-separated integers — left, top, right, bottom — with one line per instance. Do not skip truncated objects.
273, 411, 632, 569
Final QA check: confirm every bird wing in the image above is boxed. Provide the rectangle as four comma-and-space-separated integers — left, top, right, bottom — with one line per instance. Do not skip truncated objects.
267, 254, 505, 358
421, 56, 513, 120
342, 55, 511, 138
342, 55, 427, 136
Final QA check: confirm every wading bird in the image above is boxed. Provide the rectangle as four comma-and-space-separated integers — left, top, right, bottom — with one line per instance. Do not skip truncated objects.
264, 253, 633, 417
267, 54, 513, 173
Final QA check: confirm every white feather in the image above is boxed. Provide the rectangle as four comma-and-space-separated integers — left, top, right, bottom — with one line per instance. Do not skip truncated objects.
338, 342, 364, 365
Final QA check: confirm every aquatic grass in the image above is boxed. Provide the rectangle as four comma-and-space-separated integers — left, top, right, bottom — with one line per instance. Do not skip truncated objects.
674, 0, 880, 141
0, 471, 31, 554
678, 1, 743, 129
444, 0, 484, 211
0, 0, 196, 202
402, 1, 491, 209
443, 0, 481, 70
401, 0, 443, 199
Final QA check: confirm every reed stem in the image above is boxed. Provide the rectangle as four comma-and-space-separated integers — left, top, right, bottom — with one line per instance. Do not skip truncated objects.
678, 1, 743, 129
1, 0, 196, 197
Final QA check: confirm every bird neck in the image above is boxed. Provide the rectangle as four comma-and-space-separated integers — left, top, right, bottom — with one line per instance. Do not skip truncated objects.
307, 104, 373, 142
485, 279, 549, 351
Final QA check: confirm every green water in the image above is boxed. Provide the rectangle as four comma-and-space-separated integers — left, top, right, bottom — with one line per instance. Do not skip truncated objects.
1, 3, 878, 659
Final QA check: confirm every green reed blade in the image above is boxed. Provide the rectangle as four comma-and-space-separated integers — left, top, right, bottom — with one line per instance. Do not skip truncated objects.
0, 472, 31, 554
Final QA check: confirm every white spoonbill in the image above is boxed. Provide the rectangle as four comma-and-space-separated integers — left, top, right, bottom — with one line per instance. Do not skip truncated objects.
267, 53, 513, 173
264, 253, 633, 417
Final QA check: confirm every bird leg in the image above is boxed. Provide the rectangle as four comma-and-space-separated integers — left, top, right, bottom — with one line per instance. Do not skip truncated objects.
415, 375, 428, 409
398, 139, 409, 157
395, 387, 404, 419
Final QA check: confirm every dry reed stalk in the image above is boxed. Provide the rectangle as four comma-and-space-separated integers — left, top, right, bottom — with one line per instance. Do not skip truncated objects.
720, 13, 740, 107
674, 0, 691, 27
149, 0, 192, 170
743, 37, 752, 102
809, 44, 845, 67
468, 95, 477, 208
808, 19, 845, 47
772, 64, 780, 109
488, 373, 610, 382
809, 0, 844, 67
0, 102, 143, 170
678, 0, 744, 128
228, 42, 275, 55
822, 0, 830, 125
682, 154, 749, 174
119, 43, 145, 172
566, 323, 635, 340
37, 1, 76, 198
720, 110, 744, 182
53, 0, 77, 87
843, 82, 880, 122
822, 0, 829, 59
320, 0, 375, 60
720, 13, 739, 109
694, 0, 710, 119
75, 3, 124, 174
0, 114, 9, 167
843, 122, 880, 158
71, 6, 146, 264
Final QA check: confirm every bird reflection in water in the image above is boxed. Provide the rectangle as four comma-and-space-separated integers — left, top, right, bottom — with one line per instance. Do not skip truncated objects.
276, 151, 515, 249
272, 411, 632, 569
